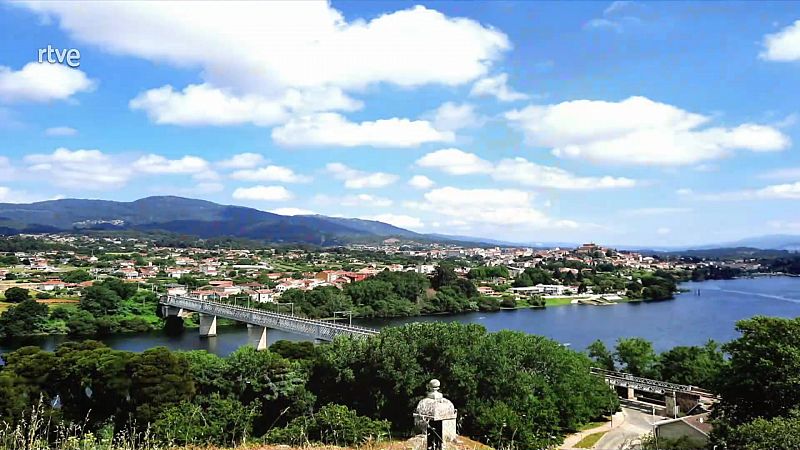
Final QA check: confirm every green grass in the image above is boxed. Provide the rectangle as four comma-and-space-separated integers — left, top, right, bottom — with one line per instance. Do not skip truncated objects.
545, 297, 575, 307
577, 421, 607, 431
575, 430, 607, 448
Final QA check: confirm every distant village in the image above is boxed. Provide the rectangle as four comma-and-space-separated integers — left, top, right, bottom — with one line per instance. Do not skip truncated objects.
0, 233, 768, 306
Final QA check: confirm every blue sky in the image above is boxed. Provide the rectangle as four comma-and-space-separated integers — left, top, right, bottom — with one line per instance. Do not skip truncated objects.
2, 1, 800, 246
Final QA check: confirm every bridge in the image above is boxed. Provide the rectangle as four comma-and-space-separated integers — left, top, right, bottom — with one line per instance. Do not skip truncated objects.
591, 367, 718, 417
160, 295, 380, 349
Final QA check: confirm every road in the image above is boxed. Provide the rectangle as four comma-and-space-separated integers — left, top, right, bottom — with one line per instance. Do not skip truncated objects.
593, 405, 663, 450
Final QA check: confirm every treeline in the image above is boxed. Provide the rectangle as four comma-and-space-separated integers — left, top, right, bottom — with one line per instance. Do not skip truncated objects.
591, 316, 800, 450
0, 322, 617, 449
275, 266, 492, 319
0, 277, 160, 338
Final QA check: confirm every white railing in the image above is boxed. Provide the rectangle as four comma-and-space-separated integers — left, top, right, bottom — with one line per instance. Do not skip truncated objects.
161, 295, 380, 341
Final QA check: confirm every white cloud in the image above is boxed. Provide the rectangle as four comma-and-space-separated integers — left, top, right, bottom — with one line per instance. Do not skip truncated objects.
416, 148, 493, 175
696, 182, 800, 201
505, 96, 790, 166
271, 207, 314, 216
232, 185, 293, 201
325, 163, 398, 189
657, 227, 671, 235
272, 113, 453, 148
0, 62, 95, 103
44, 126, 78, 137
340, 194, 393, 207
231, 165, 311, 183
492, 157, 636, 189
24, 148, 131, 189
426, 102, 484, 131
408, 175, 435, 189
416, 149, 636, 189
130, 83, 361, 127
133, 154, 210, 174
22, 3, 508, 93
363, 213, 424, 230
470, 73, 528, 102
218, 153, 266, 170
761, 20, 800, 62
407, 186, 577, 229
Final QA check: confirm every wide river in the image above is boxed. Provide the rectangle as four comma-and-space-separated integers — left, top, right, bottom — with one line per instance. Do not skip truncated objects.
3, 277, 800, 355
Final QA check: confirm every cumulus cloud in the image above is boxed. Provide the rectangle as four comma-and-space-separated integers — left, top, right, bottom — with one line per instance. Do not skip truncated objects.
492, 157, 636, 189
270, 207, 314, 216
416, 148, 493, 175
406, 186, 577, 229
44, 126, 78, 137
363, 213, 424, 230
133, 154, 210, 174
426, 102, 485, 131
416, 149, 636, 189
21, 3, 508, 92
325, 163, 398, 189
505, 96, 790, 166
408, 175, 435, 189
0, 62, 95, 103
231, 165, 311, 183
24, 148, 131, 189
232, 185, 293, 201
761, 20, 800, 62
272, 113, 453, 148
129, 84, 361, 127
469, 73, 528, 102
218, 153, 266, 169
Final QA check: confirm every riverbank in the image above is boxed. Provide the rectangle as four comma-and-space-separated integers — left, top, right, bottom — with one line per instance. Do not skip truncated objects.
3, 277, 799, 356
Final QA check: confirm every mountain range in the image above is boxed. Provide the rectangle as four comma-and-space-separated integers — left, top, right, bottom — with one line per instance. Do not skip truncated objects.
0, 196, 422, 245
1, 196, 800, 251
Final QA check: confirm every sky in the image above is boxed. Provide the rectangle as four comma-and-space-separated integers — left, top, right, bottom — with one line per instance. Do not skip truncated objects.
1, 1, 800, 247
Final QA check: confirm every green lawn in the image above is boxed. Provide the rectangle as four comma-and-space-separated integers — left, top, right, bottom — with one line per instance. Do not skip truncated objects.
545, 297, 575, 307
577, 420, 608, 431
575, 431, 608, 448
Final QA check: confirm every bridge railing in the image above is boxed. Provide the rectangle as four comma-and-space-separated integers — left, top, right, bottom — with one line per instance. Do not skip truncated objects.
590, 367, 717, 397
161, 295, 380, 336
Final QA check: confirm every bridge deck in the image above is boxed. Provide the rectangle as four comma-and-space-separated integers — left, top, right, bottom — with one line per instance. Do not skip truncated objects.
591, 367, 717, 398
161, 295, 379, 341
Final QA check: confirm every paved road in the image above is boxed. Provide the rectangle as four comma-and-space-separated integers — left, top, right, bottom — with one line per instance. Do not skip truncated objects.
594, 406, 663, 450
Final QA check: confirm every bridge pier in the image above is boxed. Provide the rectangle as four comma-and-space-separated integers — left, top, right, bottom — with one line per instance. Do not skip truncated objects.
247, 324, 268, 350
626, 386, 636, 400
666, 393, 678, 418
199, 313, 217, 337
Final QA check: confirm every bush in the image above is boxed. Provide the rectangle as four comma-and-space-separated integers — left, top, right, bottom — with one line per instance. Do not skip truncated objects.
266, 403, 391, 447
3, 287, 30, 303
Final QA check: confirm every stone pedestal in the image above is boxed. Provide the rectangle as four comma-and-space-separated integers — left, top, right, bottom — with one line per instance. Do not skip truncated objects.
665, 394, 679, 418
247, 324, 268, 350
627, 386, 636, 400
414, 380, 458, 450
199, 313, 217, 337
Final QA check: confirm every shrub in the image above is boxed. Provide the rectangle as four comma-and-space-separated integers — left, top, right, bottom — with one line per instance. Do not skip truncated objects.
266, 403, 390, 447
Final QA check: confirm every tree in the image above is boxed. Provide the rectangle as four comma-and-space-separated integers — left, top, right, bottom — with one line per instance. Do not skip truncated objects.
0, 299, 49, 337
657, 341, 725, 388
715, 410, 800, 450
587, 340, 615, 371
615, 337, 659, 378
79, 285, 122, 316
61, 270, 93, 283
99, 277, 137, 300
3, 287, 30, 303
714, 316, 800, 425
127, 347, 196, 424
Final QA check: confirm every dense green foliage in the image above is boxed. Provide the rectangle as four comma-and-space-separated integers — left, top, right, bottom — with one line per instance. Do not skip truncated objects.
0, 322, 618, 449
3, 287, 30, 303
310, 323, 618, 449
0, 299, 49, 337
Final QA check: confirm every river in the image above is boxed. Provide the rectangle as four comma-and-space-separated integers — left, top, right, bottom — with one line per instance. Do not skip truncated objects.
3, 277, 800, 356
